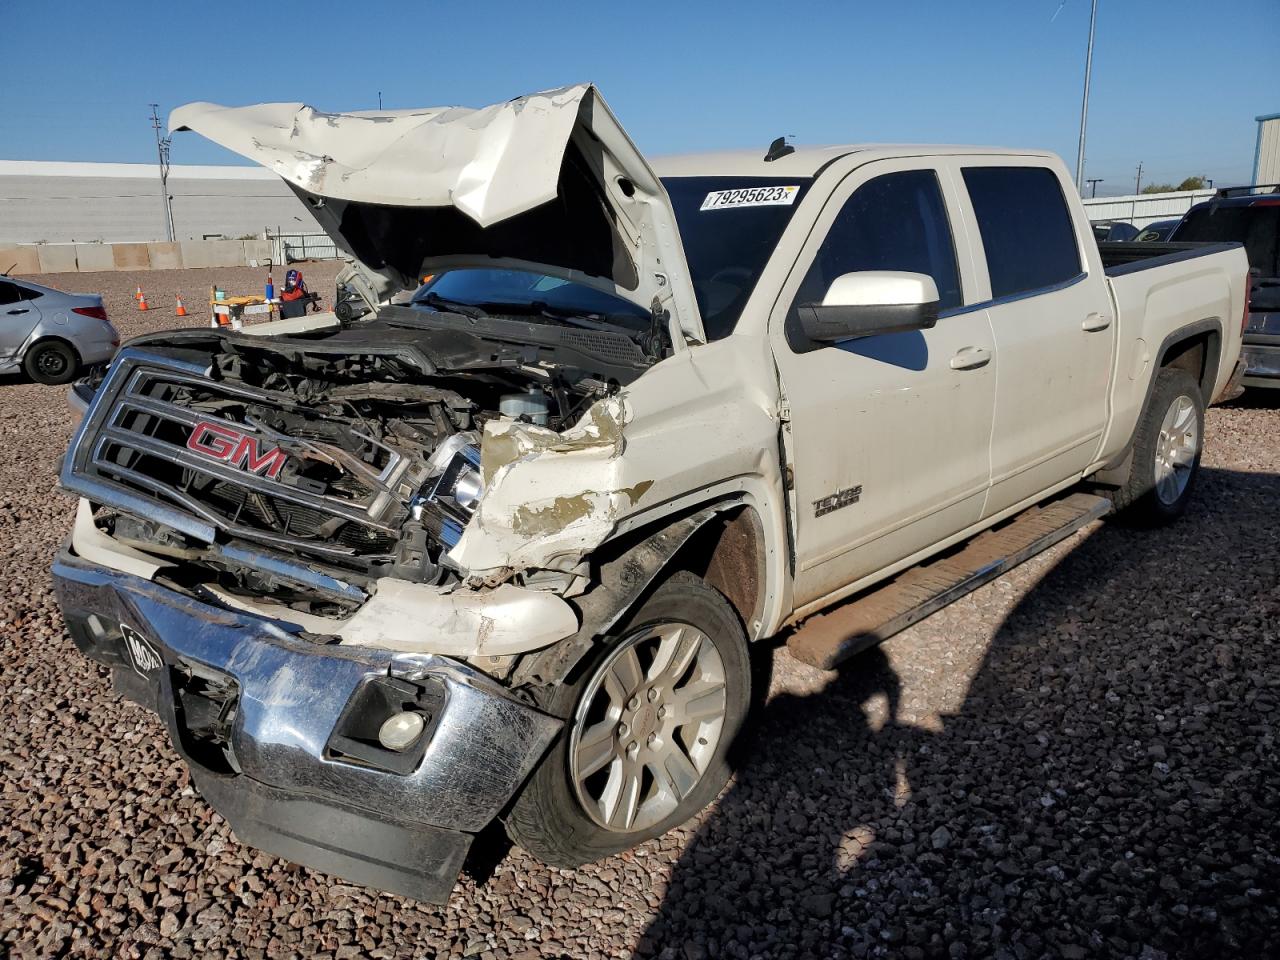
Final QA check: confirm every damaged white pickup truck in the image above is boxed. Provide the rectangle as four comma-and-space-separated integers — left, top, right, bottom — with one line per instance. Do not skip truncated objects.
53, 84, 1248, 902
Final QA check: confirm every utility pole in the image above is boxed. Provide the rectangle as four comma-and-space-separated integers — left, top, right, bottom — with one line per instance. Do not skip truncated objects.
1134, 161, 1144, 195
1086, 178, 1104, 198
149, 104, 175, 242
1074, 0, 1099, 192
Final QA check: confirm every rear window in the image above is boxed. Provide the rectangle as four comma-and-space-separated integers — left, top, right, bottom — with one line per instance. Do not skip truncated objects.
962, 166, 1083, 299
1172, 203, 1280, 279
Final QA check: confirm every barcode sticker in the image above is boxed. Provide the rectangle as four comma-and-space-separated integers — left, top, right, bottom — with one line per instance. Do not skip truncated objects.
700, 185, 800, 211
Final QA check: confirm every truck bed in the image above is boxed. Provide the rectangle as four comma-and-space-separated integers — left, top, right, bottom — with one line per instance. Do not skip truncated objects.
1097, 240, 1242, 276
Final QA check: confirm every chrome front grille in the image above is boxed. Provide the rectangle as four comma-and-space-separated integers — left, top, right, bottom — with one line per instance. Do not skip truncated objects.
61, 351, 406, 568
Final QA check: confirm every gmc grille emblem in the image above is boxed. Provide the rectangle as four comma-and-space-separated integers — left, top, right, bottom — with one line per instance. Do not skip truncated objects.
186, 421, 287, 479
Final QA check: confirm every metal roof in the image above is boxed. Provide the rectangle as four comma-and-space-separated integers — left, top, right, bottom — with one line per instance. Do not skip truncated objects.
650, 143, 1056, 178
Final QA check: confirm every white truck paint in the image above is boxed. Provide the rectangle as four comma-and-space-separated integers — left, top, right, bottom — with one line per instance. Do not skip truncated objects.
58, 84, 1250, 900
71, 84, 1248, 662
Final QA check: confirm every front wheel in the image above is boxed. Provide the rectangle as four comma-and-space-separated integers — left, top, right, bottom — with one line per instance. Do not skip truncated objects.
505, 571, 751, 868
1110, 366, 1205, 524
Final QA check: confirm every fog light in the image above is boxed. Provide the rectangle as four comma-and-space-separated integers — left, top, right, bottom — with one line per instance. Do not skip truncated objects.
377, 711, 425, 752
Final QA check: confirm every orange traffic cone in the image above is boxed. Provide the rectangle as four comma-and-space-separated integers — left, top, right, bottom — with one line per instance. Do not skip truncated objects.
134, 285, 142, 301
137, 291, 149, 311
175, 295, 188, 317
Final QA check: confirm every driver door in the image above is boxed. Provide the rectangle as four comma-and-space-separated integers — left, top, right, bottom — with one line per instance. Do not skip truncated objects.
770, 160, 997, 609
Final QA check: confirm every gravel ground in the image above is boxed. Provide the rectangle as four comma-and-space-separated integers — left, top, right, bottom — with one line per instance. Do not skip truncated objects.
1, 270, 1277, 958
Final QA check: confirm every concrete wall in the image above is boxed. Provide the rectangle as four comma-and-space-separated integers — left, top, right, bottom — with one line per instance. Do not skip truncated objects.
2, 238, 322, 275
74, 244, 115, 272
0, 245, 41, 274
148, 242, 183, 270
0, 160, 319, 244
36, 245, 78, 273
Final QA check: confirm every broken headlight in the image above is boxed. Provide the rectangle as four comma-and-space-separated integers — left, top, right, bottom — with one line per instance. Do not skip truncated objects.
412, 433, 483, 548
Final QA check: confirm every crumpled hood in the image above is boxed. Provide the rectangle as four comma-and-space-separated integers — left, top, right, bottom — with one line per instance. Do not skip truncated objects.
171, 84, 703, 344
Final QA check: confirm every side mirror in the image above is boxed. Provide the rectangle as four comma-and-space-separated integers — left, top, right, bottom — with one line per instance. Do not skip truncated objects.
797, 271, 940, 343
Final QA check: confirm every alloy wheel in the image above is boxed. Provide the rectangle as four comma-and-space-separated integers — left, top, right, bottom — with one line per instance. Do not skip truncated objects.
1154, 393, 1198, 505
569, 623, 728, 832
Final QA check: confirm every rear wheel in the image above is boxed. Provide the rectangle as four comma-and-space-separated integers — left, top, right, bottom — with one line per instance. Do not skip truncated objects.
1110, 367, 1204, 524
24, 340, 79, 385
505, 571, 750, 867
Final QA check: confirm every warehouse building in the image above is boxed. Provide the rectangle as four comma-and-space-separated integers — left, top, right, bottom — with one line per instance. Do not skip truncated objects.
0, 160, 317, 244
1255, 112, 1280, 186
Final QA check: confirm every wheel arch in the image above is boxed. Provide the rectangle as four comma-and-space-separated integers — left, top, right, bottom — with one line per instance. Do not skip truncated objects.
511, 497, 772, 688
24, 333, 83, 364
1091, 317, 1223, 487
1155, 319, 1222, 407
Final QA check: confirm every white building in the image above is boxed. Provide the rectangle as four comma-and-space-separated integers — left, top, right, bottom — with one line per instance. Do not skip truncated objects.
0, 160, 317, 244
1255, 112, 1280, 186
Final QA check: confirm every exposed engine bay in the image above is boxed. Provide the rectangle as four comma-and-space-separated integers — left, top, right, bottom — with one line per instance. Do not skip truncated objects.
77, 306, 654, 617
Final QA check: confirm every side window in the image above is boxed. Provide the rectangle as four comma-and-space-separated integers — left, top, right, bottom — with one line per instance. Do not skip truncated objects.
962, 166, 1082, 299
793, 169, 962, 314
18, 285, 43, 301
0, 282, 22, 306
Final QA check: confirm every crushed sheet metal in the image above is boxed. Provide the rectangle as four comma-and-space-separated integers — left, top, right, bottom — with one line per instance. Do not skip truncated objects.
169, 83, 707, 344
451, 396, 653, 576
70, 499, 166, 581
73, 508, 579, 658
338, 579, 579, 655
169, 86, 585, 226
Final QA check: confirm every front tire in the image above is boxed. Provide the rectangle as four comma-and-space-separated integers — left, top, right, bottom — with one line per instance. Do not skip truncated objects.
24, 340, 79, 385
1110, 366, 1204, 524
505, 571, 751, 868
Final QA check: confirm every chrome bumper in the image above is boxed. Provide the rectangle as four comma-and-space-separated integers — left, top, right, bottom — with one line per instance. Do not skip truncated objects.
1241, 341, 1280, 387
52, 546, 561, 902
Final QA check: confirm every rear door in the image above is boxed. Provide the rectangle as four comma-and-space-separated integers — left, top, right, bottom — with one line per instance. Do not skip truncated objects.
770, 160, 997, 609
0, 280, 41, 364
955, 161, 1113, 516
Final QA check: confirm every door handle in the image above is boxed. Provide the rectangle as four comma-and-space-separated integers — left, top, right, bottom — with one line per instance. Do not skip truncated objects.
950, 346, 991, 370
1083, 312, 1112, 332
6, 308, 29, 315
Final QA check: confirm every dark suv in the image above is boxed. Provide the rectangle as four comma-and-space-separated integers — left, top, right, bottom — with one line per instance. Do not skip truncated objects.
1171, 185, 1280, 389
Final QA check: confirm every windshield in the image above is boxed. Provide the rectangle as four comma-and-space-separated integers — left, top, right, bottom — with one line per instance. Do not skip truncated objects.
662, 176, 812, 340
410, 269, 651, 328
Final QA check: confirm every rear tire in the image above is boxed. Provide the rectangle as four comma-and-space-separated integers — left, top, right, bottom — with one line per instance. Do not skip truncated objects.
505, 571, 751, 868
1109, 366, 1204, 525
24, 340, 79, 385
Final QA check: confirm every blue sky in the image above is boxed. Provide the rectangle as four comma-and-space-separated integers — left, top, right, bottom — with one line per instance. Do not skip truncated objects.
4, 0, 1276, 195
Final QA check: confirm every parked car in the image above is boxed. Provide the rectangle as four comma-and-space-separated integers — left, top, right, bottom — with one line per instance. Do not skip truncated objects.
1091, 220, 1139, 242
0, 275, 119, 384
54, 85, 1248, 903
1136, 218, 1182, 242
1170, 186, 1280, 388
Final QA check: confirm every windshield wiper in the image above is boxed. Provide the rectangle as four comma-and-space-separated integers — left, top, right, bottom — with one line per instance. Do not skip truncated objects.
415, 292, 488, 319
477, 300, 642, 337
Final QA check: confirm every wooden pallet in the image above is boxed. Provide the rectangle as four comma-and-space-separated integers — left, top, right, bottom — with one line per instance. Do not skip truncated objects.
786, 492, 1111, 670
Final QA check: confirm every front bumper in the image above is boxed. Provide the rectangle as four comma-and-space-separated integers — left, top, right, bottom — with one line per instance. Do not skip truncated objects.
53, 546, 561, 902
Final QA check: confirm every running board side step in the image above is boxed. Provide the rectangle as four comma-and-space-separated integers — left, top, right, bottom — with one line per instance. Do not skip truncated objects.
786, 492, 1111, 670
